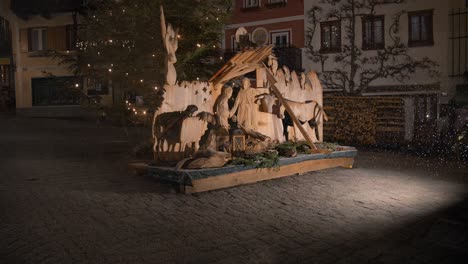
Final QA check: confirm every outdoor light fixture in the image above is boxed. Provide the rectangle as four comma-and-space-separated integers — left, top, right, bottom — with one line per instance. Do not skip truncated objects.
231, 128, 245, 156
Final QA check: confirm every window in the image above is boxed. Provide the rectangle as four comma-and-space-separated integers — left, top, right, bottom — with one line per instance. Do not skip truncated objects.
271, 31, 290, 47
244, 0, 260, 8
87, 79, 109, 96
408, 10, 434, 47
32, 77, 81, 106
66, 25, 77, 50
320, 20, 341, 53
362, 16, 385, 50
29, 28, 47, 51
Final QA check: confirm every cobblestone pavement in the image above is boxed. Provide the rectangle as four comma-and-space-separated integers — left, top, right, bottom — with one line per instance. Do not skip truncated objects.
1, 115, 467, 264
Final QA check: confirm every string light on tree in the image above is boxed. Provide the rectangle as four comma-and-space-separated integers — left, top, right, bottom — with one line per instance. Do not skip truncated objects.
71, 0, 230, 112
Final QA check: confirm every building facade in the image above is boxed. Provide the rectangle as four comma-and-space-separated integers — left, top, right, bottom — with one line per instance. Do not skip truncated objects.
0, 0, 112, 116
224, 0, 304, 70
304, 0, 467, 107
224, 0, 467, 141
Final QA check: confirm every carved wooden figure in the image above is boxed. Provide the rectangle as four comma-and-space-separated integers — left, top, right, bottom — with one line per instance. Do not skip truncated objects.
214, 86, 233, 130
160, 6, 178, 85
179, 116, 209, 152
153, 105, 198, 153
229, 78, 260, 131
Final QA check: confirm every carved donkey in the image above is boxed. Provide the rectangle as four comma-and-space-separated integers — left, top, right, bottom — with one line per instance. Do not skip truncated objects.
153, 105, 198, 153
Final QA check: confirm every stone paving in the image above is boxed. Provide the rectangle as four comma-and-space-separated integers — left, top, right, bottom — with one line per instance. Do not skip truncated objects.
0, 114, 467, 264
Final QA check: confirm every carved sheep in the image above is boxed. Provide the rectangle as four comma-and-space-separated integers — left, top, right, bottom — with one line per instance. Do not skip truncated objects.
179, 116, 209, 152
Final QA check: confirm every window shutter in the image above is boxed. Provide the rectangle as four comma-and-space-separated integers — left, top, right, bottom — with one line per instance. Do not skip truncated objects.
66, 25, 70, 50
26, 28, 32, 51
55, 26, 67, 51
47, 26, 66, 51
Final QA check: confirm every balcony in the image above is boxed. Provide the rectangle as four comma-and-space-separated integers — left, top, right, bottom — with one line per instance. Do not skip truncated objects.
266, 0, 287, 8
223, 46, 302, 73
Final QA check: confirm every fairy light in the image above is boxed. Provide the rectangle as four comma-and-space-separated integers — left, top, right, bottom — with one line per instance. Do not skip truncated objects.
140, 79, 144, 83
75, 83, 79, 88
197, 43, 201, 47
108, 68, 112, 72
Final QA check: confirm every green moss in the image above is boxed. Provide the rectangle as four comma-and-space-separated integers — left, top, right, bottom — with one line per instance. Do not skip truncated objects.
229, 151, 280, 169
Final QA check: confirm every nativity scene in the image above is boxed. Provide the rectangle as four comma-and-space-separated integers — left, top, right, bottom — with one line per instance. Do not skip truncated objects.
135, 7, 357, 193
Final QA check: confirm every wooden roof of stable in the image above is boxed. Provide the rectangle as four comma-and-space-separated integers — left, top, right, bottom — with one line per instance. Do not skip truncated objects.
209, 46, 273, 86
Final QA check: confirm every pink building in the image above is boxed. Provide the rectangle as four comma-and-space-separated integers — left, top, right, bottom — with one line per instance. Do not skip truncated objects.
223, 0, 304, 70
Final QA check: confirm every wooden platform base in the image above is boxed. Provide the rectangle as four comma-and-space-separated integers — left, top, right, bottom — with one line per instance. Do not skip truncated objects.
180, 157, 354, 194
131, 149, 357, 194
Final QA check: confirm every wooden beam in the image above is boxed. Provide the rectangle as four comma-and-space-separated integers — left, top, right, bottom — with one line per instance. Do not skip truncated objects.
183, 157, 354, 193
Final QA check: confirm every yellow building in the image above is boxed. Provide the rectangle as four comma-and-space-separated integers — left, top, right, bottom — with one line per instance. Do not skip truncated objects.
0, 0, 112, 116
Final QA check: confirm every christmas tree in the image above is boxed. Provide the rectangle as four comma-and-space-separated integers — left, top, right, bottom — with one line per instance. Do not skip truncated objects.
56, 0, 231, 110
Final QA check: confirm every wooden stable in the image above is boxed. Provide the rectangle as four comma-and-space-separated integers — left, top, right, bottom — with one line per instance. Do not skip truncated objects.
132, 149, 357, 194
146, 14, 357, 194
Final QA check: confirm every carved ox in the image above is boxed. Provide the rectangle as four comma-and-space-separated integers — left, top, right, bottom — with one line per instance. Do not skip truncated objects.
282, 99, 328, 142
